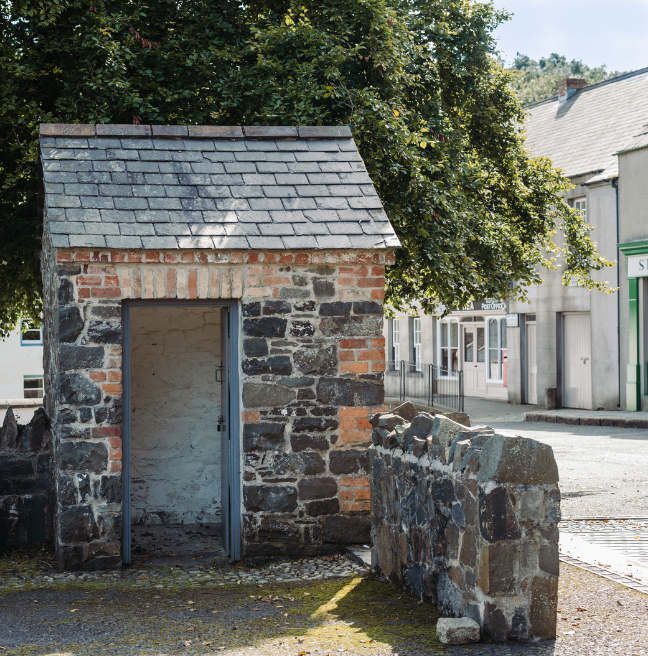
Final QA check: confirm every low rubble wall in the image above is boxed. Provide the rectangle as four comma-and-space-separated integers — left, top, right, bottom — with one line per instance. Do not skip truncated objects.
370, 403, 560, 641
0, 408, 54, 548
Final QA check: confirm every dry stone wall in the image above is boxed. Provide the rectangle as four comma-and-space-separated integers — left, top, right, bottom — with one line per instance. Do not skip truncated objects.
0, 408, 53, 548
42, 233, 392, 568
370, 404, 560, 642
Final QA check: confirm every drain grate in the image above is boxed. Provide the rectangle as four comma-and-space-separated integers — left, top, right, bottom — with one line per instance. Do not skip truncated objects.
560, 517, 648, 566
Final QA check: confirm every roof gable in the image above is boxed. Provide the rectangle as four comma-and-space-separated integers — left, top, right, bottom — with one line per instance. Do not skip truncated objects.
40, 125, 399, 251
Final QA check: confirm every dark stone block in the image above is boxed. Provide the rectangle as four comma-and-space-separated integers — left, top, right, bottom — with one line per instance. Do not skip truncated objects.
58, 306, 84, 343
293, 275, 308, 286
478, 542, 518, 595
279, 287, 310, 299
79, 407, 93, 423
94, 405, 107, 424
243, 422, 286, 452
295, 300, 316, 312
59, 505, 99, 543
510, 608, 528, 640
58, 410, 76, 424
319, 315, 383, 337
294, 345, 337, 376
432, 478, 455, 503
244, 485, 298, 512
319, 302, 351, 316
77, 473, 91, 501
243, 302, 261, 317
529, 576, 558, 639
316, 378, 383, 407
91, 306, 121, 319
94, 474, 122, 503
257, 517, 300, 543
323, 515, 371, 544
479, 486, 521, 542
58, 474, 77, 506
273, 452, 325, 476
280, 376, 315, 387
107, 401, 122, 424
306, 499, 340, 516
243, 338, 269, 357
58, 279, 73, 305
242, 356, 292, 376
0, 457, 34, 478
402, 414, 435, 450
57, 264, 82, 276
298, 477, 337, 500
59, 441, 108, 472
290, 321, 315, 337
243, 317, 287, 338
59, 345, 105, 370
293, 417, 339, 433
291, 434, 329, 451
243, 383, 296, 408
352, 301, 383, 315
313, 279, 335, 298
36, 453, 52, 475
329, 449, 369, 475
59, 373, 101, 405
57, 545, 85, 570
87, 321, 122, 344
539, 544, 559, 577
263, 301, 291, 315
485, 602, 509, 642
298, 389, 316, 400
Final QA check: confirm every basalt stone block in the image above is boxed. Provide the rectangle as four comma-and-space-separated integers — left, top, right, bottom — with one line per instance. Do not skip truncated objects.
478, 434, 559, 485
273, 452, 325, 476
59, 373, 101, 405
58, 474, 77, 506
298, 389, 316, 400
257, 517, 300, 543
378, 413, 407, 431
244, 485, 298, 512
291, 434, 329, 451
59, 345, 105, 371
436, 618, 480, 645
329, 449, 369, 475
352, 301, 383, 315
278, 287, 310, 299
316, 378, 383, 407
0, 457, 34, 478
298, 477, 337, 500
243, 302, 261, 317
484, 603, 509, 642
58, 279, 73, 305
107, 401, 122, 424
243, 338, 269, 357
295, 300, 316, 312
539, 544, 559, 577
263, 300, 291, 315
79, 407, 92, 423
293, 417, 338, 433
402, 414, 435, 449
313, 278, 335, 298
478, 486, 520, 543
59, 505, 99, 543
243, 422, 286, 452
59, 441, 108, 472
477, 541, 518, 596
306, 498, 340, 516
290, 321, 315, 337
58, 306, 84, 342
243, 383, 296, 408
242, 356, 292, 376
94, 474, 122, 504
528, 576, 558, 639
294, 345, 337, 376
323, 515, 371, 544
319, 302, 351, 316
91, 306, 121, 320
0, 408, 19, 449
87, 321, 122, 344
392, 402, 419, 422
57, 264, 82, 276
280, 376, 315, 387
243, 317, 287, 338
319, 315, 383, 337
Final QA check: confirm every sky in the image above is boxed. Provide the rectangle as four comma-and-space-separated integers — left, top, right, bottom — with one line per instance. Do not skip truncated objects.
493, 0, 648, 73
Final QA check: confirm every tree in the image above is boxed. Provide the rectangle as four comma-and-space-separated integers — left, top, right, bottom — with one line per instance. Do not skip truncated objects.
508, 52, 623, 106
0, 0, 612, 336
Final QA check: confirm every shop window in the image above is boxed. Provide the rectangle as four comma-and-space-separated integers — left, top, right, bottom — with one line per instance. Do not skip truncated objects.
20, 319, 43, 346
487, 317, 507, 381
439, 319, 459, 376
24, 376, 44, 399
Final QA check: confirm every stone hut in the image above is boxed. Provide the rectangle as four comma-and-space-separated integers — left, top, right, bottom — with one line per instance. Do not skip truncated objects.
39, 123, 398, 570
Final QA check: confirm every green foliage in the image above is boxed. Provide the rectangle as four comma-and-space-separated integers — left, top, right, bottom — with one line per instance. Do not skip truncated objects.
508, 52, 623, 106
0, 0, 612, 334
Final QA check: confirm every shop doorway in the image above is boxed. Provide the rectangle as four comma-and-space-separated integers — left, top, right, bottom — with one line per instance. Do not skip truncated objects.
462, 324, 486, 396
563, 312, 592, 409
121, 301, 241, 565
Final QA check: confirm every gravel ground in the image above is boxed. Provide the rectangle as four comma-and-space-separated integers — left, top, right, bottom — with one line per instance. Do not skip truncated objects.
488, 421, 648, 518
1, 559, 647, 655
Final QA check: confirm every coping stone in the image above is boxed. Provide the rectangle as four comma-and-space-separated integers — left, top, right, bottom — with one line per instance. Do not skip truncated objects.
298, 126, 352, 139
151, 125, 188, 137
188, 126, 244, 139
95, 124, 152, 137
40, 124, 95, 137
244, 126, 298, 139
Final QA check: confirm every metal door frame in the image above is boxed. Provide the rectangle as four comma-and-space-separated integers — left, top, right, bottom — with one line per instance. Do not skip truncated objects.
121, 299, 242, 564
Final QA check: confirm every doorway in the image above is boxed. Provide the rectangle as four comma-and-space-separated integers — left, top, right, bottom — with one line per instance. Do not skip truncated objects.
562, 313, 592, 409
462, 324, 486, 396
526, 320, 538, 404
121, 300, 241, 565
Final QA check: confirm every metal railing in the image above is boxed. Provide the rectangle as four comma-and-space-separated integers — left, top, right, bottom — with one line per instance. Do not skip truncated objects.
385, 361, 464, 412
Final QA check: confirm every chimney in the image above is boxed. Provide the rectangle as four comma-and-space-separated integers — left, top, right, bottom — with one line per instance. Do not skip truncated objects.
558, 78, 586, 103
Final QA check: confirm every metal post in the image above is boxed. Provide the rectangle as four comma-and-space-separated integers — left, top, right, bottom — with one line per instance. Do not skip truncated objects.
400, 359, 405, 401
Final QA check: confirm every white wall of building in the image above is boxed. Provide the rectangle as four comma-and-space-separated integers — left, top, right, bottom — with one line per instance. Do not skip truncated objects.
0, 327, 45, 400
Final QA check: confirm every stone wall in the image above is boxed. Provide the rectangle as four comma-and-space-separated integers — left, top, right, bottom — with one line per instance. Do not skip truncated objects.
0, 407, 53, 548
370, 405, 560, 641
42, 236, 392, 568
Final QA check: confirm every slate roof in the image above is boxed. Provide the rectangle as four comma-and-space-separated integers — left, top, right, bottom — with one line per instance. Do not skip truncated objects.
524, 67, 648, 181
39, 124, 400, 251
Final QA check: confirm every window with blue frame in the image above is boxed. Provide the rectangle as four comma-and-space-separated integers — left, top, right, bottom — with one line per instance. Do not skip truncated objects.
20, 319, 43, 345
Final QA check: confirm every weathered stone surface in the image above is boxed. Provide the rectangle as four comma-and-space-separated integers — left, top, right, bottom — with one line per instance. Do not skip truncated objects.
243, 317, 287, 338
316, 378, 383, 406
87, 321, 121, 344
257, 517, 300, 543
244, 485, 298, 512
290, 434, 329, 451
436, 618, 480, 645
272, 452, 325, 477
59, 345, 105, 371
319, 302, 351, 316
294, 346, 337, 375
323, 515, 371, 543
319, 315, 383, 337
59, 505, 99, 543
59, 373, 101, 405
402, 414, 435, 450
243, 422, 286, 452
329, 449, 369, 474
352, 301, 383, 315
391, 402, 419, 422
243, 383, 296, 408
242, 356, 292, 376
243, 338, 269, 357
293, 417, 339, 433
298, 477, 337, 500
306, 499, 340, 516
280, 376, 315, 388
59, 441, 108, 472
378, 413, 407, 431
263, 300, 291, 315
58, 306, 84, 342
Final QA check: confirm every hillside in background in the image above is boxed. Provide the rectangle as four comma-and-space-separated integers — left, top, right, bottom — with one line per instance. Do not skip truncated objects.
508, 53, 624, 106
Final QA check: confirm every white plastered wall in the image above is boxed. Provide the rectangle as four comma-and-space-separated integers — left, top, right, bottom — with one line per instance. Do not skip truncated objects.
130, 307, 222, 525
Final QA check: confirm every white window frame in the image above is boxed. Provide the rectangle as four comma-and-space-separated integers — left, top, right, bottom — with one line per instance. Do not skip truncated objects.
24, 375, 44, 399
485, 316, 507, 382
413, 317, 422, 371
437, 318, 459, 378
573, 197, 587, 222
20, 319, 43, 346
391, 318, 400, 367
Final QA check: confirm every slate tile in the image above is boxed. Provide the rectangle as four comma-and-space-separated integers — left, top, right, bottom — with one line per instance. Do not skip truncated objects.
275, 173, 309, 185
69, 235, 107, 247
80, 196, 114, 209
178, 173, 211, 185
54, 138, 89, 149
153, 224, 191, 236
111, 172, 146, 185
243, 173, 276, 186
307, 140, 340, 151
320, 161, 354, 173
215, 198, 251, 211
282, 197, 317, 210
47, 194, 81, 208
293, 222, 329, 235
338, 172, 373, 184
237, 210, 272, 223
281, 235, 318, 249
295, 185, 329, 197
247, 236, 283, 248
307, 173, 340, 184
144, 173, 180, 185
114, 197, 148, 210
203, 151, 236, 162
42, 148, 74, 159
159, 162, 193, 173
93, 161, 126, 172
360, 184, 378, 196
210, 174, 244, 186
171, 151, 202, 161
224, 224, 260, 236
189, 224, 227, 236
91, 138, 122, 149
64, 183, 99, 196
135, 210, 171, 223
277, 141, 309, 151
51, 235, 70, 247
132, 185, 166, 197
43, 161, 61, 172
214, 141, 247, 151
177, 236, 214, 248
257, 162, 290, 173
259, 223, 295, 236
265, 152, 297, 162
349, 196, 383, 209
349, 235, 386, 248
249, 198, 284, 211
99, 184, 132, 197
84, 222, 120, 235
197, 185, 232, 198
337, 139, 357, 151
142, 236, 179, 248
45, 183, 64, 194
362, 221, 395, 235
263, 185, 297, 198
182, 139, 215, 151
191, 162, 226, 174
328, 184, 363, 196
225, 162, 256, 174
203, 210, 240, 223
231, 185, 265, 198
121, 138, 154, 150
106, 149, 139, 160
315, 197, 349, 209
106, 236, 143, 248
164, 185, 198, 198
50, 221, 86, 234
63, 161, 94, 172
180, 198, 217, 211
148, 197, 182, 210
140, 150, 172, 161
77, 171, 112, 183
235, 152, 268, 162
328, 222, 363, 234
316, 234, 352, 248
65, 208, 100, 221
212, 236, 250, 248
44, 172, 78, 183
169, 210, 203, 223
100, 210, 136, 223
120, 223, 154, 236
270, 210, 307, 223
303, 209, 339, 222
